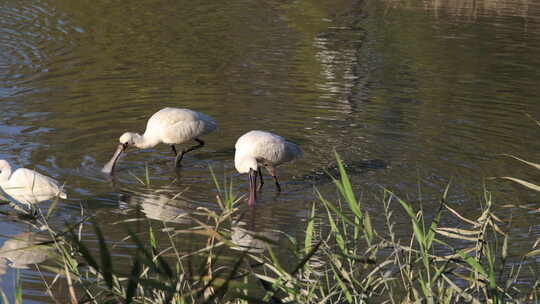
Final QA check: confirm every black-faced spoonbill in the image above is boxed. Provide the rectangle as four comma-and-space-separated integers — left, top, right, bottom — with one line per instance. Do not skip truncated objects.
102, 107, 217, 174
0, 160, 67, 213
234, 130, 303, 206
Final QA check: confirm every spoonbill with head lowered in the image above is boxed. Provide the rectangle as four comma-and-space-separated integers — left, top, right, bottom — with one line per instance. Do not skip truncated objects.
102, 107, 217, 175
0, 159, 67, 213
234, 130, 303, 206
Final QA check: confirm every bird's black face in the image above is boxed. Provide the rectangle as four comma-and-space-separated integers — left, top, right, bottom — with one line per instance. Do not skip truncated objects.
101, 143, 128, 175
248, 168, 258, 207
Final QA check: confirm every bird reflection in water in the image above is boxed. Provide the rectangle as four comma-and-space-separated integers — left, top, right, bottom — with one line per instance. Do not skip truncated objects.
230, 209, 281, 253
0, 232, 58, 275
118, 188, 197, 225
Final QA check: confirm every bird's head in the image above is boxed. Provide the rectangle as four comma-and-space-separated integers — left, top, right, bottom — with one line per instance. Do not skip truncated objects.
0, 160, 9, 172
102, 132, 138, 175
119, 132, 137, 147
234, 155, 258, 174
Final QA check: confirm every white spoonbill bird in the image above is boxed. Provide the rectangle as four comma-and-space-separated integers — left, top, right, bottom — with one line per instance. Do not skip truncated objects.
234, 130, 303, 206
0, 160, 67, 212
102, 107, 217, 174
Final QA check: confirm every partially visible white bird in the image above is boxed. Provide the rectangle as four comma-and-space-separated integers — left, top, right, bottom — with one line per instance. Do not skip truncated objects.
102, 107, 217, 174
234, 130, 303, 206
0, 160, 67, 213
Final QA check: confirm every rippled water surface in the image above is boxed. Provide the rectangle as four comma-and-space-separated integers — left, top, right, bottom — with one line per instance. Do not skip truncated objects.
1, 0, 539, 301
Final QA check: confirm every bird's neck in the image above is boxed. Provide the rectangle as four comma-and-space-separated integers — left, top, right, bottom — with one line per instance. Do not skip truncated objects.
0, 165, 11, 182
133, 133, 160, 149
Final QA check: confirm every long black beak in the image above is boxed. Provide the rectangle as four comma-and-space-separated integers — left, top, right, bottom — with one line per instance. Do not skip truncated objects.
102, 144, 127, 175
248, 168, 258, 207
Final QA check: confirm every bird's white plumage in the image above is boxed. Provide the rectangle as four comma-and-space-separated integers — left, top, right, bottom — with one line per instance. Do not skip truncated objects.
234, 130, 303, 174
130, 107, 217, 148
234, 130, 303, 206
0, 160, 67, 207
103, 107, 217, 174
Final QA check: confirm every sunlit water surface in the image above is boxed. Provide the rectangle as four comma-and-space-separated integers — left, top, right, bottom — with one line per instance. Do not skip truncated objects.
1, 0, 539, 301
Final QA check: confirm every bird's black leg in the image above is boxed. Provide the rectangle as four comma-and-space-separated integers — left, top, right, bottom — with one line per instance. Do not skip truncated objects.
171, 145, 178, 156
31, 205, 39, 218
273, 176, 281, 192
257, 167, 264, 191
266, 166, 281, 192
175, 139, 205, 167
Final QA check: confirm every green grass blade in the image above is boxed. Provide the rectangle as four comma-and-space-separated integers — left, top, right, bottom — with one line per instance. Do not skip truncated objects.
457, 250, 487, 277
46, 196, 60, 220
329, 263, 353, 303
145, 163, 151, 186
364, 210, 374, 245
325, 206, 346, 253
68, 227, 100, 274
125, 258, 141, 303
148, 225, 174, 279
426, 206, 442, 250
316, 189, 360, 228
149, 224, 157, 254
304, 203, 316, 254
333, 152, 362, 219
395, 195, 426, 248
93, 221, 114, 290
208, 165, 220, 192
126, 228, 169, 278
292, 240, 322, 276
15, 269, 22, 304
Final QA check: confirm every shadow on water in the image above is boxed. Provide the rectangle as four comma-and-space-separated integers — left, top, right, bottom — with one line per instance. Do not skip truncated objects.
300, 157, 389, 186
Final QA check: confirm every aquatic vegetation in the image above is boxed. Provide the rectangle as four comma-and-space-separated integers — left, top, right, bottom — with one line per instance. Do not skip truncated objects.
497, 115, 540, 195
2, 155, 538, 303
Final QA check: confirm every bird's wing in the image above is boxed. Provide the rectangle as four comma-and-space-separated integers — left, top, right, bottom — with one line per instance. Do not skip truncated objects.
284, 141, 304, 162
252, 136, 288, 164
146, 109, 216, 143
8, 169, 62, 196
163, 116, 217, 144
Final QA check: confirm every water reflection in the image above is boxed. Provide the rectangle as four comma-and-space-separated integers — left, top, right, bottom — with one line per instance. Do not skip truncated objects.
422, 0, 539, 21
0, 231, 57, 275
231, 210, 281, 253
118, 187, 196, 224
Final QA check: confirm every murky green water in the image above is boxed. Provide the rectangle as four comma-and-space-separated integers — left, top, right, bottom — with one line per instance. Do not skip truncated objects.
1, 0, 539, 301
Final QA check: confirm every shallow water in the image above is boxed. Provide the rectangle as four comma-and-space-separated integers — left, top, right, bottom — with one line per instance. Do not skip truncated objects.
0, 0, 539, 301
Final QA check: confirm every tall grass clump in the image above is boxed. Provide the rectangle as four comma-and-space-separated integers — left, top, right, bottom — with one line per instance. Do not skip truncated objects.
7, 153, 538, 303
267, 153, 539, 303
